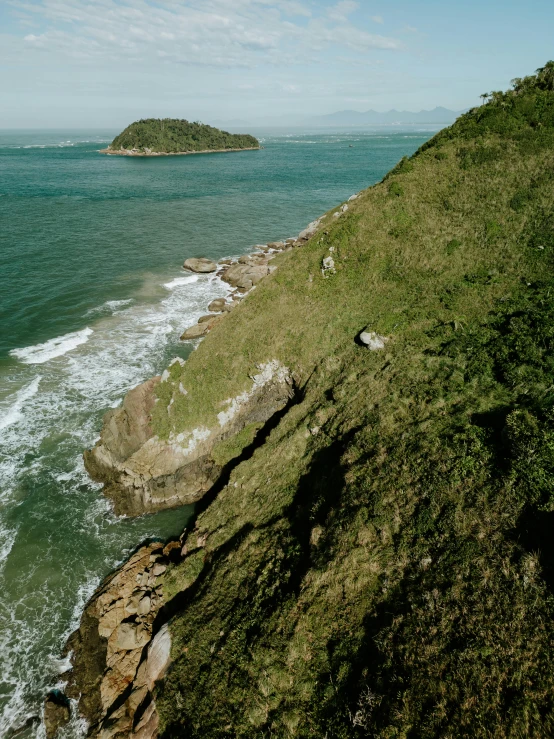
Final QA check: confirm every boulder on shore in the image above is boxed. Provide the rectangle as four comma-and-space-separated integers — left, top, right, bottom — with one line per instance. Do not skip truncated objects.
208, 298, 227, 312
181, 322, 211, 340
183, 257, 217, 273
221, 263, 270, 289
298, 218, 322, 240
181, 314, 224, 340
238, 254, 266, 266
44, 691, 70, 739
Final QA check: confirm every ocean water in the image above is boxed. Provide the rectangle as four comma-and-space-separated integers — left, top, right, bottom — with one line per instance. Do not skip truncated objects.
0, 125, 440, 736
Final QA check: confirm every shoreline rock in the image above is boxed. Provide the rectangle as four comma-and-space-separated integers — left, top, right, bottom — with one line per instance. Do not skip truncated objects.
208, 298, 226, 312
44, 691, 70, 739
83, 361, 295, 516
183, 257, 217, 273
84, 377, 161, 488
51, 540, 173, 738
84, 211, 328, 516
180, 315, 222, 340
99, 146, 261, 157
46, 212, 329, 736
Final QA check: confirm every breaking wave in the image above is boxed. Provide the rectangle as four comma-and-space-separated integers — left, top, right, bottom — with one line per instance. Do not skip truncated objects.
10, 329, 94, 365
0, 268, 230, 736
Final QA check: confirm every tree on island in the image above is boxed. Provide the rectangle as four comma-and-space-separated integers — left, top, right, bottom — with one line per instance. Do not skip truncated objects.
108, 118, 259, 154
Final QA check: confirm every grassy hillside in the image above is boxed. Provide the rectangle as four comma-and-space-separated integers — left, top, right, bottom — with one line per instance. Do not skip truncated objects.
154, 64, 554, 737
109, 118, 259, 153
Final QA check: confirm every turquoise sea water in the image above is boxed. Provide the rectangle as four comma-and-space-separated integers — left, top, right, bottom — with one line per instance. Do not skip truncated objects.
0, 126, 439, 736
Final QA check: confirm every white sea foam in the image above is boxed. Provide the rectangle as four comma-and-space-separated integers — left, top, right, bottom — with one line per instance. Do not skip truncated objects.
0, 266, 233, 737
0, 522, 15, 568
86, 299, 134, 317
0, 376, 41, 431
10, 328, 93, 364
14, 139, 108, 151
105, 299, 133, 310
163, 275, 199, 289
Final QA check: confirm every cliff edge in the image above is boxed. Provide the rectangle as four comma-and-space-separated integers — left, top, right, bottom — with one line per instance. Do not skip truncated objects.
50, 64, 554, 738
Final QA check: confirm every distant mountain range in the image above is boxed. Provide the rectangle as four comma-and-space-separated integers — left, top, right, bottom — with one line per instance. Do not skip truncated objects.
305, 106, 464, 126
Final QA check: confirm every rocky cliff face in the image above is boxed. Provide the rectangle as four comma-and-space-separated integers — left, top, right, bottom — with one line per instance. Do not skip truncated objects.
84, 361, 295, 516
46, 540, 177, 739
46, 66, 554, 739
49, 219, 324, 736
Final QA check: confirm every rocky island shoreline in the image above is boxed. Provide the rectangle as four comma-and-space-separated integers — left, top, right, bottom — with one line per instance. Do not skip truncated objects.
100, 118, 260, 158
99, 146, 261, 157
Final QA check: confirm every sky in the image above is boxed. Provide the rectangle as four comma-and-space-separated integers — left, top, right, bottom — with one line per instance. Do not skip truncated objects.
0, 0, 553, 128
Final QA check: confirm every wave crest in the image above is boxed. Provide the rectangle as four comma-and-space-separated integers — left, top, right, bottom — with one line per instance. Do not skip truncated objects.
10, 328, 93, 365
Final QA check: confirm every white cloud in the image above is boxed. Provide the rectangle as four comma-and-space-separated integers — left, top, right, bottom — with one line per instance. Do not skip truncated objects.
307, 18, 401, 53
7, 0, 400, 68
277, 0, 311, 16
371, 15, 384, 24
327, 0, 359, 22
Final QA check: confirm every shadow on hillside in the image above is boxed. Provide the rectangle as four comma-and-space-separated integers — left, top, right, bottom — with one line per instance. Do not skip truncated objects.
514, 508, 554, 595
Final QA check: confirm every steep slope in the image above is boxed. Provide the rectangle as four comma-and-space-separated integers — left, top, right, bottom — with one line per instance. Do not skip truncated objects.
53, 64, 554, 738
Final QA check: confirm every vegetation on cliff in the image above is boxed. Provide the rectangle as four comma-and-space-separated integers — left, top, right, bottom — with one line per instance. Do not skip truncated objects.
147, 63, 554, 737
66, 63, 554, 738
107, 118, 259, 154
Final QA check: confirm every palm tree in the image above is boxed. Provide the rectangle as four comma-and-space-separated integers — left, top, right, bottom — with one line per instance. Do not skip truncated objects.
480, 92, 490, 105
536, 61, 554, 91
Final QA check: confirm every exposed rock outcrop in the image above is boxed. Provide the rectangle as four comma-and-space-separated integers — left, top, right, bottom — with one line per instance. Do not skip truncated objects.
84, 361, 295, 515
359, 330, 389, 350
180, 322, 211, 340
221, 262, 271, 290
298, 217, 321, 240
208, 298, 226, 312
183, 257, 217, 273
51, 540, 173, 738
180, 314, 224, 340
84, 377, 161, 488
44, 691, 70, 739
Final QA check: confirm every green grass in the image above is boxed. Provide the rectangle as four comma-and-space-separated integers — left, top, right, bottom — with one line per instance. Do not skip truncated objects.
151, 66, 554, 737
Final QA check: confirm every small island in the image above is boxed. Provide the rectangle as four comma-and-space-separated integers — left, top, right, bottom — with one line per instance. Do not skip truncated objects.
100, 118, 260, 156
